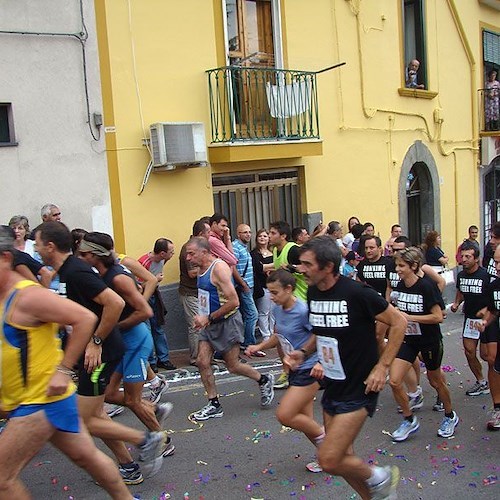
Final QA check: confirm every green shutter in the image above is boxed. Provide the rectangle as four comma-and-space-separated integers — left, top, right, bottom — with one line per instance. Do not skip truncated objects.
484, 30, 500, 66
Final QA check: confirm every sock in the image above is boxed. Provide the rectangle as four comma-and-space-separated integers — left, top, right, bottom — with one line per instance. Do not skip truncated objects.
139, 431, 150, 447
210, 397, 220, 407
150, 375, 161, 388
258, 374, 268, 386
119, 461, 138, 470
478, 379, 486, 385
404, 414, 414, 422
408, 389, 420, 398
366, 466, 389, 487
313, 428, 326, 447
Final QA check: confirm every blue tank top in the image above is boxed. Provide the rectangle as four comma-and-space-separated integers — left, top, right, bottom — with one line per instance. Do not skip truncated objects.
197, 259, 238, 319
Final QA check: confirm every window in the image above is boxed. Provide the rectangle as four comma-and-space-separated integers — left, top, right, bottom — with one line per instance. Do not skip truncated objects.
402, 0, 427, 90
0, 103, 16, 145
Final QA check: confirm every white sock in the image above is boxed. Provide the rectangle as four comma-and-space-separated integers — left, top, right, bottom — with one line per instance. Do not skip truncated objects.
478, 379, 486, 385
150, 375, 161, 388
313, 427, 326, 447
366, 466, 389, 487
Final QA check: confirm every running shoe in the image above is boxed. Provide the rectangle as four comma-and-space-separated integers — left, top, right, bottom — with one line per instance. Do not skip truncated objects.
368, 465, 400, 500
149, 374, 169, 404
437, 411, 459, 438
160, 434, 176, 457
118, 463, 144, 485
466, 380, 490, 396
155, 402, 174, 429
104, 403, 124, 418
432, 396, 444, 412
397, 392, 424, 413
260, 373, 275, 406
305, 460, 322, 473
193, 402, 224, 421
251, 350, 267, 357
487, 409, 500, 431
391, 415, 419, 442
157, 360, 177, 370
274, 372, 289, 389
138, 430, 166, 462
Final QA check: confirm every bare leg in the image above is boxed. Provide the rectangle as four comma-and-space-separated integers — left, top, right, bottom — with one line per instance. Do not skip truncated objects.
463, 338, 483, 381
0, 411, 55, 499
51, 422, 132, 499
197, 340, 217, 399
485, 342, 500, 406
427, 368, 452, 413
123, 380, 161, 431
389, 358, 413, 416
223, 344, 262, 381
318, 409, 372, 499
275, 383, 322, 441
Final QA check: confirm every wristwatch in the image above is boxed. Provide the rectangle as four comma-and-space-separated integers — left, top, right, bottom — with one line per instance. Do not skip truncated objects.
92, 335, 103, 346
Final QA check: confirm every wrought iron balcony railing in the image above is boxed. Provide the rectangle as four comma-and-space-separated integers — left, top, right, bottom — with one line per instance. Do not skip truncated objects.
206, 66, 320, 143
479, 87, 500, 133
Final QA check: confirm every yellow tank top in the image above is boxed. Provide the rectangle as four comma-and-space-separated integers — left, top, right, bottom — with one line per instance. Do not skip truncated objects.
0, 280, 75, 411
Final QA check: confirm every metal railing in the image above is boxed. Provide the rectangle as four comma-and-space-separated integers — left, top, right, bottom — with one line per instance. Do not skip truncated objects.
206, 66, 320, 143
479, 87, 500, 133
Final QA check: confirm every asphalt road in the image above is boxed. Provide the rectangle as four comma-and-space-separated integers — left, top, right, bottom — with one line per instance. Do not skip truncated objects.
20, 312, 498, 499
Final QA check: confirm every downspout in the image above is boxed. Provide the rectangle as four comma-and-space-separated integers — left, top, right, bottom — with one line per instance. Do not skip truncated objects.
443, 0, 479, 248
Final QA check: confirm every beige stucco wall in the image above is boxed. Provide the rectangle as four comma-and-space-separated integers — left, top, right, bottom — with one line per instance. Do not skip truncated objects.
95, 0, 500, 282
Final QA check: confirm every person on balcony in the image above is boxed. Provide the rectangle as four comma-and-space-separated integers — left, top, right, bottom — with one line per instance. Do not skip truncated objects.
485, 69, 500, 131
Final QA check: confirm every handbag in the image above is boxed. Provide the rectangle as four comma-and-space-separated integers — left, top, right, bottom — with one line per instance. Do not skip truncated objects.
441, 267, 455, 285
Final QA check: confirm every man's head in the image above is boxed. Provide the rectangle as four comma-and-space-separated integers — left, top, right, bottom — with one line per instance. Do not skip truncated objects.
236, 224, 252, 244
390, 235, 412, 255
185, 236, 211, 267
391, 224, 402, 238
35, 221, 72, 266
41, 204, 61, 222
460, 240, 480, 272
468, 225, 479, 241
326, 221, 343, 240
209, 213, 229, 238
0, 226, 15, 280
299, 235, 342, 287
408, 59, 420, 72
364, 236, 382, 262
489, 222, 500, 250
78, 232, 115, 269
292, 226, 310, 245
192, 218, 210, 239
152, 238, 174, 262
269, 221, 291, 248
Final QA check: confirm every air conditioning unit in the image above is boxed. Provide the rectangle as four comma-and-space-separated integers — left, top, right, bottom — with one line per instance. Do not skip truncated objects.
149, 122, 208, 170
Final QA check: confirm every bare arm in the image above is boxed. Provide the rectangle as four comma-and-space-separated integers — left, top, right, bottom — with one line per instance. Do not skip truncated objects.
450, 289, 464, 313
38, 266, 55, 288
84, 288, 125, 372
121, 256, 158, 301
438, 255, 449, 266
113, 274, 153, 330
422, 264, 446, 292
364, 305, 407, 393
402, 303, 443, 324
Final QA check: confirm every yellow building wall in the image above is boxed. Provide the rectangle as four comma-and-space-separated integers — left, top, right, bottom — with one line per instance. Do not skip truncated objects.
95, 0, 500, 283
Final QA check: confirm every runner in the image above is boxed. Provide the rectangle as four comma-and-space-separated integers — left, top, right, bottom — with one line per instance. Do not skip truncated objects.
288, 236, 406, 499
390, 247, 459, 441
245, 269, 324, 473
185, 237, 274, 420
0, 225, 133, 498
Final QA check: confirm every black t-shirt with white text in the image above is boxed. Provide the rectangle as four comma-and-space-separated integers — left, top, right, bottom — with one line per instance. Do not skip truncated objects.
58, 255, 124, 362
385, 258, 399, 290
395, 277, 442, 341
487, 278, 500, 314
102, 263, 137, 323
357, 256, 390, 296
307, 276, 388, 401
456, 267, 490, 318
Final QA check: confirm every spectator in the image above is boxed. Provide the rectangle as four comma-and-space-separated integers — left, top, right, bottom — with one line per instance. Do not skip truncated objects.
485, 69, 500, 131
423, 231, 449, 269
405, 59, 425, 89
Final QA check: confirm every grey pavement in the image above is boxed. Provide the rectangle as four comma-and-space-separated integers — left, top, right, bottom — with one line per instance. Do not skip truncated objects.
19, 312, 499, 499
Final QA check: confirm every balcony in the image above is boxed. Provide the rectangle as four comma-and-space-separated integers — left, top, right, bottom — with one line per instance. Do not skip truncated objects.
479, 87, 500, 135
206, 66, 322, 162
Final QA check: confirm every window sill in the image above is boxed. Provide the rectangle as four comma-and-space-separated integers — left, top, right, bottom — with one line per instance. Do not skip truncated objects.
398, 88, 438, 99
0, 141, 18, 147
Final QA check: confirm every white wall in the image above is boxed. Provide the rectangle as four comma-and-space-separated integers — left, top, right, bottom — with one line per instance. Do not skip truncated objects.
0, 0, 112, 234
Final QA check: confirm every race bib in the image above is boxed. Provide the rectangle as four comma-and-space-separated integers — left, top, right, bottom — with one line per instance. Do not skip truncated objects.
405, 321, 422, 336
276, 333, 294, 355
198, 289, 210, 317
463, 318, 481, 340
316, 335, 346, 380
